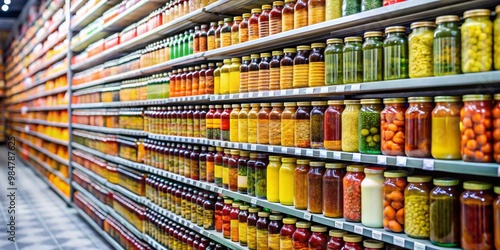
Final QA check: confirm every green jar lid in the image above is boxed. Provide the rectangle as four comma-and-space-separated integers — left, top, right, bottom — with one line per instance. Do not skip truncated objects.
384, 170, 408, 178
408, 175, 432, 183
347, 165, 365, 172
408, 96, 433, 102
433, 177, 459, 186
310, 161, 325, 167
494, 186, 500, 194
344, 234, 363, 243
364, 167, 385, 174
296, 221, 312, 228
364, 240, 384, 248
463, 181, 492, 191
224, 17, 233, 22
283, 218, 297, 224
463, 94, 492, 101
360, 99, 381, 104
383, 98, 406, 104
326, 163, 345, 169
329, 229, 347, 237
269, 155, 282, 161
434, 96, 461, 102
281, 157, 296, 163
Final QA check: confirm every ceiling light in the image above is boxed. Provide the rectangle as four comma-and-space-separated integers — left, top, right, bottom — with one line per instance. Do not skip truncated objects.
4, 0, 10, 4
1, 4, 8, 11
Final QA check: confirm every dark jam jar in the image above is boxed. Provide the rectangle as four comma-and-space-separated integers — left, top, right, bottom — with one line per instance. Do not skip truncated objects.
255, 153, 269, 199
293, 45, 311, 88
342, 234, 363, 250
230, 203, 241, 242
215, 195, 224, 232
237, 151, 250, 193
247, 207, 261, 250
280, 48, 296, 89
310, 101, 328, 149
256, 211, 270, 250
222, 199, 233, 239
308, 162, 326, 214
268, 214, 284, 249
294, 102, 312, 148
308, 225, 329, 249
203, 194, 215, 230
323, 163, 345, 218
308, 43, 326, 87
327, 230, 347, 250
199, 146, 207, 181
238, 205, 249, 246
247, 153, 258, 196
292, 221, 312, 250
363, 240, 384, 250
228, 150, 240, 192
280, 217, 297, 250
270, 1, 284, 35
269, 51, 283, 90
190, 146, 200, 180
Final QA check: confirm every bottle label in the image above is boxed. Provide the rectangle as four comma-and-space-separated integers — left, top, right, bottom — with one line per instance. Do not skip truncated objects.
221, 33, 231, 47
215, 164, 223, 178
309, 62, 325, 87
213, 117, 221, 130
280, 66, 293, 89
231, 31, 239, 45
259, 20, 269, 38
270, 19, 282, 35
207, 36, 215, 50
230, 219, 239, 241
249, 25, 259, 40
238, 175, 248, 188
239, 27, 249, 43
294, 8, 308, 28
199, 37, 207, 52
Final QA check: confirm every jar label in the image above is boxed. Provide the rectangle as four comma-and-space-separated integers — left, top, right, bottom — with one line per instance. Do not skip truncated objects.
259, 20, 269, 38
215, 164, 223, 178
238, 175, 248, 188
231, 31, 239, 45
309, 62, 325, 87
207, 36, 215, 50
293, 64, 309, 88
199, 37, 207, 52
280, 236, 293, 250
280, 66, 293, 89
239, 27, 249, 43
294, 8, 308, 28
221, 33, 231, 47
270, 19, 282, 35
249, 25, 259, 40
230, 219, 239, 241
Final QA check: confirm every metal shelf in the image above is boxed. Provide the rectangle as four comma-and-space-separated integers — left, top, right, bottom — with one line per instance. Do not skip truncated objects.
10, 126, 69, 146
7, 86, 69, 105
73, 182, 109, 212
74, 207, 125, 250
7, 69, 69, 98
8, 118, 68, 127
27, 152, 69, 184
12, 105, 70, 112
16, 137, 70, 166
72, 161, 108, 186
70, 0, 87, 14
71, 94, 210, 108
72, 124, 147, 136
71, 0, 118, 31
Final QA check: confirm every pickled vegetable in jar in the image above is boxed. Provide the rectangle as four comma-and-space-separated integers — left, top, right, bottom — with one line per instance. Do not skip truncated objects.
270, 51, 283, 90
230, 58, 241, 94
409, 22, 435, 78
433, 15, 461, 76
222, 199, 233, 238
494, 186, 500, 250
220, 104, 232, 141
363, 31, 383, 82
230, 104, 241, 142
310, 101, 328, 148
294, 0, 308, 29
309, 43, 326, 87
239, 205, 249, 246
429, 178, 460, 247
495, 6, 500, 70
256, 211, 270, 249
342, 0, 360, 16
248, 103, 260, 144
359, 99, 382, 154
361, 167, 385, 228
323, 163, 344, 218
324, 100, 344, 150
238, 103, 251, 143
308, 0, 325, 25
249, 9, 261, 41
259, 5, 272, 38
247, 207, 261, 250
283, 0, 295, 32
325, 38, 344, 85
280, 217, 297, 250
460, 181, 494, 249
268, 214, 283, 250
405, 175, 432, 239
382, 170, 407, 233
327, 230, 347, 250
294, 159, 310, 210
342, 100, 361, 152
240, 13, 251, 43
384, 26, 408, 80
240, 56, 251, 93
432, 96, 462, 159
255, 154, 269, 199
279, 157, 296, 206
259, 53, 272, 92
214, 146, 224, 186
267, 155, 281, 202
270, 1, 284, 35
269, 103, 283, 145
280, 48, 296, 89
308, 161, 326, 213
237, 151, 250, 193
381, 98, 406, 156
493, 94, 500, 163
343, 165, 365, 222
228, 150, 240, 192
343, 36, 363, 84
282, 102, 297, 146
248, 54, 261, 92
293, 45, 311, 88
230, 203, 240, 242
257, 103, 272, 144
462, 9, 493, 73
292, 221, 312, 250
361, 0, 381, 11
231, 16, 242, 45
247, 153, 258, 196
294, 102, 312, 148
461, 94, 493, 162
342, 234, 363, 250
308, 225, 328, 249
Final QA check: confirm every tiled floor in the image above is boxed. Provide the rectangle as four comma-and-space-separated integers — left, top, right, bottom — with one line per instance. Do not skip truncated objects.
0, 147, 113, 250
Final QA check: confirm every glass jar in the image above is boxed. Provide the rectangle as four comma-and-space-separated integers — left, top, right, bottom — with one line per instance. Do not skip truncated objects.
361, 167, 385, 228
405, 97, 433, 157
310, 101, 328, 148
405, 175, 432, 238
255, 154, 269, 199
384, 26, 408, 80
327, 230, 347, 250
361, 0, 381, 11
237, 151, 250, 193
381, 98, 406, 156
269, 103, 283, 145
308, 225, 328, 249
248, 103, 260, 144
432, 95, 462, 155
230, 104, 241, 142
462, 9, 493, 73
270, 1, 284, 35
206, 62, 216, 94
323, 163, 345, 218
220, 59, 231, 95
230, 58, 241, 94
382, 170, 407, 233
496, 6, 500, 70
249, 8, 261, 41
247, 207, 261, 250
214, 146, 224, 186
294, 159, 310, 210
207, 146, 215, 182
230, 203, 241, 242
326, 0, 341, 20
293, 45, 311, 88
213, 105, 223, 140
239, 205, 249, 246
239, 56, 250, 93
270, 51, 283, 90
258, 103, 272, 144
294, 102, 312, 148
324, 100, 344, 150
223, 149, 231, 189
363, 31, 383, 82
283, 0, 295, 32
221, 104, 232, 141
280, 157, 296, 206
247, 153, 258, 196
363, 240, 384, 250
228, 150, 240, 192
280, 48, 296, 89
342, 235, 363, 250
342, 0, 360, 16
240, 13, 251, 43
308, 0, 325, 25
267, 155, 281, 202
461, 94, 493, 162
309, 43, 326, 87
307, 161, 326, 213
292, 222, 312, 250
215, 195, 224, 232
343, 36, 363, 84
343, 165, 365, 222
222, 199, 233, 238
493, 94, 500, 163
434, 15, 461, 76
256, 211, 270, 249
429, 178, 460, 247
248, 54, 261, 92
460, 181, 494, 249
294, 0, 308, 29
220, 18, 233, 48
259, 5, 272, 38
325, 38, 344, 85
259, 53, 272, 92
268, 214, 283, 249
280, 217, 297, 250
359, 99, 382, 154
408, 22, 435, 78
231, 16, 242, 45
282, 102, 297, 146
342, 100, 361, 152
238, 103, 251, 143
494, 186, 500, 250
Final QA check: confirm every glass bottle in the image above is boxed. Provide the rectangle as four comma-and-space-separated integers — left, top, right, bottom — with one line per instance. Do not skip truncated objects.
228, 58, 241, 94
222, 199, 233, 238
207, 22, 218, 51
308, 161, 326, 213
433, 104, 461, 153
327, 230, 347, 250
361, 167, 385, 228
308, 225, 329, 249
342, 0, 360, 16
462, 9, 493, 73
380, 98, 406, 156
293, 45, 311, 88
292, 221, 312, 249
220, 59, 231, 95
363, 31, 383, 82
267, 155, 281, 202
269, 103, 283, 145
230, 104, 241, 142
228, 150, 240, 192
205, 63, 215, 94
255, 153, 269, 199
259, 5, 272, 38
247, 153, 258, 196
199, 24, 208, 52
193, 25, 201, 53
238, 103, 251, 143
231, 17, 242, 45
203, 194, 215, 230
384, 26, 408, 80
238, 205, 249, 246
294, 102, 312, 148
247, 207, 261, 250
294, 0, 308, 29
258, 53, 272, 92
343, 36, 363, 84
206, 146, 215, 182
433, 15, 461, 76
409, 22, 436, 78
343, 165, 365, 222
269, 51, 283, 90
248, 54, 261, 92
279, 157, 296, 206
280, 217, 297, 250
282, 0, 295, 32
214, 146, 224, 186
230, 203, 240, 242
405, 175, 432, 238
249, 8, 261, 41
309, 43, 326, 87
222, 148, 231, 188
270, 1, 284, 35
294, 159, 310, 210
309, 0, 325, 25
213, 104, 223, 140
494, 185, 500, 250
239, 13, 251, 43
215, 20, 224, 49
342, 100, 360, 152
256, 211, 270, 249
240, 56, 251, 93
461, 94, 493, 162
214, 62, 223, 95
323, 163, 345, 218
405, 97, 433, 158
325, 38, 344, 85
429, 178, 460, 247
280, 48, 296, 89
382, 170, 407, 233
359, 99, 382, 154
281, 102, 297, 146
268, 214, 283, 249
248, 103, 260, 144
310, 101, 328, 148
215, 195, 224, 232
324, 100, 344, 150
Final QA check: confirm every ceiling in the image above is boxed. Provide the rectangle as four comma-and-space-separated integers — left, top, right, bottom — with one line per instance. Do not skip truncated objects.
0, 0, 30, 31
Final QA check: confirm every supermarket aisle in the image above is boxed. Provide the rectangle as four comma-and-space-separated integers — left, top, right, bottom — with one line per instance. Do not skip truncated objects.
0, 147, 112, 250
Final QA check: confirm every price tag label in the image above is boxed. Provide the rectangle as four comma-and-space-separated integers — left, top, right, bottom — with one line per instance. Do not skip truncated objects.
280, 90, 286, 96
251, 198, 258, 204
377, 156, 387, 165
396, 156, 407, 166
351, 84, 361, 91
422, 159, 434, 171
306, 149, 313, 156
201, 183, 207, 189
269, 91, 276, 97
189, 224, 194, 229
319, 86, 329, 93
258, 92, 264, 97
210, 185, 216, 192
294, 148, 302, 155
333, 152, 341, 160
334, 221, 343, 229
352, 153, 361, 162
303, 213, 312, 221
251, 144, 257, 151
319, 151, 327, 158
268, 146, 274, 152
371, 231, 382, 240
281, 147, 288, 153
336, 85, 345, 93
414, 242, 426, 250
293, 89, 300, 95
393, 236, 405, 247
497, 167, 500, 177
354, 226, 363, 235
305, 88, 314, 94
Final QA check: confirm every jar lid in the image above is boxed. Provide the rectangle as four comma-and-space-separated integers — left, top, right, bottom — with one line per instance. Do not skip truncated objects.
385, 26, 406, 33
434, 96, 461, 102
384, 170, 408, 178
270, 214, 283, 220
260, 102, 271, 106
311, 43, 326, 48
285, 0, 296, 2
463, 94, 492, 101
234, 16, 243, 21
251, 103, 261, 107
311, 101, 327, 106
360, 99, 381, 104
230, 149, 240, 155
241, 103, 251, 107
250, 153, 259, 158
494, 94, 500, 100
269, 155, 282, 161
219, 20, 224, 24
329, 229, 347, 237
311, 225, 328, 232
433, 177, 459, 186
283, 217, 297, 224
242, 56, 251, 60
463, 9, 491, 19
494, 186, 500, 194
271, 102, 284, 106
343, 234, 363, 243
258, 211, 270, 217
282, 157, 296, 163
364, 167, 385, 174
262, 4, 272, 9
364, 31, 383, 38
296, 221, 312, 228
328, 100, 344, 105
216, 62, 223, 66
251, 8, 262, 13
232, 203, 240, 208
215, 104, 223, 108
272, 51, 284, 56
273, 1, 284, 6
231, 57, 241, 62
408, 96, 433, 102
497, 5, 500, 14
216, 146, 223, 151
240, 150, 250, 156
284, 102, 297, 106
310, 161, 325, 167
344, 36, 362, 42
243, 13, 251, 18
223, 59, 231, 64
325, 163, 345, 169
364, 240, 384, 248
297, 159, 310, 164
436, 15, 460, 24
410, 21, 436, 29
224, 199, 233, 204
240, 205, 249, 210
223, 104, 232, 108
249, 207, 261, 212
383, 98, 406, 104
224, 17, 233, 22
283, 48, 297, 53
463, 181, 492, 191
297, 45, 311, 50
326, 38, 343, 44
224, 149, 231, 153
408, 175, 432, 183
344, 100, 360, 104
251, 54, 260, 59
232, 104, 241, 108
347, 165, 365, 172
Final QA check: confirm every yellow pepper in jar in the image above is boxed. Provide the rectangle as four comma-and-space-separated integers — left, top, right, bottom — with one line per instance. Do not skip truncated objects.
461, 9, 493, 73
